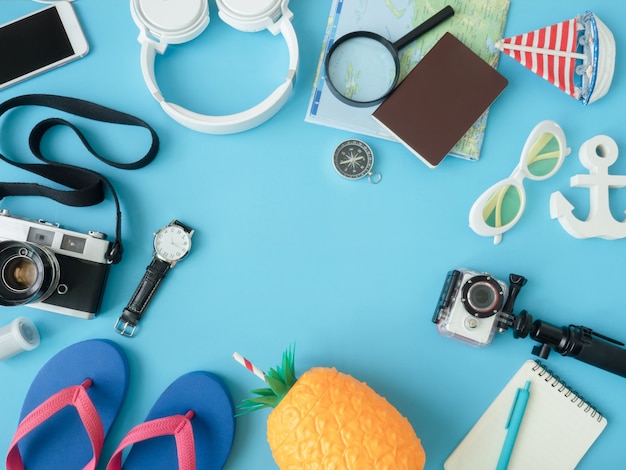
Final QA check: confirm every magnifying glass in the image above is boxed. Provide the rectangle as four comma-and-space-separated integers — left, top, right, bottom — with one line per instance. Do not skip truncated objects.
324, 5, 454, 107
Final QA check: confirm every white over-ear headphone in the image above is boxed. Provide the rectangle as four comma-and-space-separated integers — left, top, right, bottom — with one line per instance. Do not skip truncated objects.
131, 0, 299, 134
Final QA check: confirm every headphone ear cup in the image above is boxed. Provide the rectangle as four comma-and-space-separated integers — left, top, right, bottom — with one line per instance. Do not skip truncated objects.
216, 0, 282, 32
133, 0, 209, 44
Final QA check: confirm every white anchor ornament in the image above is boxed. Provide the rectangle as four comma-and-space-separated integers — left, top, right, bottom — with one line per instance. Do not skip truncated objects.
550, 135, 626, 239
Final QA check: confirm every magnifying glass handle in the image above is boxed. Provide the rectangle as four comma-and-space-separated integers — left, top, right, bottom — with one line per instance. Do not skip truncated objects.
394, 5, 454, 50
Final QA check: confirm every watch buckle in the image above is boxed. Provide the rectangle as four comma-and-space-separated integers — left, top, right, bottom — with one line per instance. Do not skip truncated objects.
114, 318, 137, 337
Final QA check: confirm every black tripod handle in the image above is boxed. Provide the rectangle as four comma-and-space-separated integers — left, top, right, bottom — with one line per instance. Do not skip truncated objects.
572, 326, 626, 378
531, 320, 626, 378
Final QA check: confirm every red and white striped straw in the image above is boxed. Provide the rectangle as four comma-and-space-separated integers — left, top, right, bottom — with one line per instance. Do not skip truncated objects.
233, 352, 267, 383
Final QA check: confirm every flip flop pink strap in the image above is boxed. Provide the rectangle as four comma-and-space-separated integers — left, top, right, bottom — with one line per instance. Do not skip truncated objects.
106, 410, 196, 470
6, 379, 104, 470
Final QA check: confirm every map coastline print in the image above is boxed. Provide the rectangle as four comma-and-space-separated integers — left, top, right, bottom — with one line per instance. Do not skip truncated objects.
306, 0, 510, 161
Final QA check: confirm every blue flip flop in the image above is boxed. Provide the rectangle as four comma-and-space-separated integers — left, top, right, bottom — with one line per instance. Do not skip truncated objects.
107, 371, 235, 470
6, 339, 129, 470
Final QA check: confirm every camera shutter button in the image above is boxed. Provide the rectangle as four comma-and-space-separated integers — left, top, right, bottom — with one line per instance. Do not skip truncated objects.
88, 231, 107, 239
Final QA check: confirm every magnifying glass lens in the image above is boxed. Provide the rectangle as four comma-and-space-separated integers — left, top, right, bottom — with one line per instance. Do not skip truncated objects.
326, 36, 397, 104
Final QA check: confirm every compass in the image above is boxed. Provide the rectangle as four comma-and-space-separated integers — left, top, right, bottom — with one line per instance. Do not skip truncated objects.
332, 139, 381, 184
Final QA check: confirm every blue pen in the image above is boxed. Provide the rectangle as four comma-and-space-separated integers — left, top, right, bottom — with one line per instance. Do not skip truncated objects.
495, 381, 531, 470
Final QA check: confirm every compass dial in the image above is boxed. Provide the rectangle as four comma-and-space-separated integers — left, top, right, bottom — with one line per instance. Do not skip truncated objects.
332, 139, 374, 180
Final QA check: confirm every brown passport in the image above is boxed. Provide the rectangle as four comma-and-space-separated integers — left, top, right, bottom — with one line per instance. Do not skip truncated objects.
371, 32, 508, 168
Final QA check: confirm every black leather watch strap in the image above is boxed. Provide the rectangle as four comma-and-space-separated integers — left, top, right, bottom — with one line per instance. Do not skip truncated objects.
172, 219, 194, 235
114, 258, 170, 337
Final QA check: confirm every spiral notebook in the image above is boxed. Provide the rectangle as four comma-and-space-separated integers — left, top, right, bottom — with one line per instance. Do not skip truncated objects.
444, 360, 607, 470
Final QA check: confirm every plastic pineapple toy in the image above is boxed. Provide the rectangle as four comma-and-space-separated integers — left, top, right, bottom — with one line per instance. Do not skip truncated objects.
234, 347, 426, 469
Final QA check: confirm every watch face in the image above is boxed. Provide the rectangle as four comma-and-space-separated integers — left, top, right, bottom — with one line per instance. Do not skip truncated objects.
154, 225, 191, 262
333, 139, 374, 180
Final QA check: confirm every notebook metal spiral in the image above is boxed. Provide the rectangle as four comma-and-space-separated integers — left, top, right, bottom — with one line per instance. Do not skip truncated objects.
532, 360, 604, 422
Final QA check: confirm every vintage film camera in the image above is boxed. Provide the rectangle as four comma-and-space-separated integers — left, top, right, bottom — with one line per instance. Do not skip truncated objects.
0, 210, 112, 319
433, 267, 626, 378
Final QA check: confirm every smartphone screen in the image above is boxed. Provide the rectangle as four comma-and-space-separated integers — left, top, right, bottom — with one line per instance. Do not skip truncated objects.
0, 4, 88, 89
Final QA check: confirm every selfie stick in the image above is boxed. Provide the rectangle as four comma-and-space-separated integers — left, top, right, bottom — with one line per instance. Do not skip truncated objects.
511, 311, 626, 378
498, 274, 626, 379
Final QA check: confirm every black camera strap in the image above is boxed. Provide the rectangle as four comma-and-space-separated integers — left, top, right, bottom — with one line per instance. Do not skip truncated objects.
0, 94, 160, 264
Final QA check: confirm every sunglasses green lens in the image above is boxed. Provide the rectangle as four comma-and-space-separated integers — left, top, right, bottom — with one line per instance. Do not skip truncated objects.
526, 132, 561, 177
482, 184, 522, 228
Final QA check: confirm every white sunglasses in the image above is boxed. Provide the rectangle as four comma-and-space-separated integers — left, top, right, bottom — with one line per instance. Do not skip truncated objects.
469, 120, 571, 244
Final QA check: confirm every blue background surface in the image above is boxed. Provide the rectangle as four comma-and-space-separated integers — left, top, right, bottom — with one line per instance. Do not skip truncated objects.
0, 1, 625, 469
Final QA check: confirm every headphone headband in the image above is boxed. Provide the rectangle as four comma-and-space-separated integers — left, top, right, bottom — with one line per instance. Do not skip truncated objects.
131, 0, 298, 134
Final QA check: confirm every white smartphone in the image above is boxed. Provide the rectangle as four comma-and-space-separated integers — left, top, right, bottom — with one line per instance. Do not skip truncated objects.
0, 2, 89, 90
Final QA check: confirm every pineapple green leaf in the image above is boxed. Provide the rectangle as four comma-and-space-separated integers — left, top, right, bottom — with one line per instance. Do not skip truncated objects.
266, 368, 283, 383
265, 374, 288, 396
238, 345, 299, 414
284, 345, 296, 386
236, 402, 269, 416
250, 387, 276, 396
246, 396, 279, 406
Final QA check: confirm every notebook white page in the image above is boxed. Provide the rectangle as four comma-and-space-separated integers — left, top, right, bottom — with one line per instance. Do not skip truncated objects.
444, 360, 607, 470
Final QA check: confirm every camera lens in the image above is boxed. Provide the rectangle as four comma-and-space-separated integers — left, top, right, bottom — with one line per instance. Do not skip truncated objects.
468, 282, 498, 311
3, 257, 38, 291
461, 275, 504, 318
0, 241, 60, 306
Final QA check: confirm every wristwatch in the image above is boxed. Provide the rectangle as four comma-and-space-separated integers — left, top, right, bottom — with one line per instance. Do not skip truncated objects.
114, 220, 194, 337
